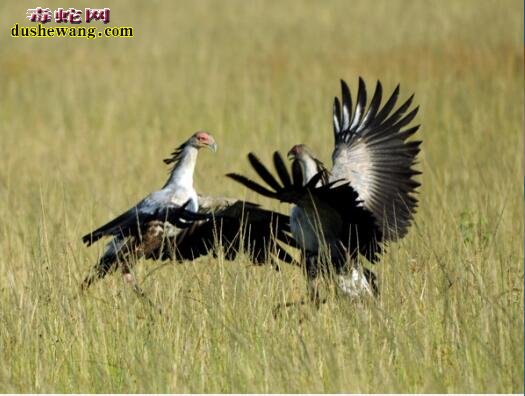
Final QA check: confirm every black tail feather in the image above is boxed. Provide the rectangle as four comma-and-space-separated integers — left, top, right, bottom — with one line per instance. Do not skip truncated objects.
349, 77, 367, 128
340, 80, 352, 130
273, 151, 292, 188
359, 80, 383, 130
369, 84, 400, 128
226, 173, 278, 199
248, 153, 282, 191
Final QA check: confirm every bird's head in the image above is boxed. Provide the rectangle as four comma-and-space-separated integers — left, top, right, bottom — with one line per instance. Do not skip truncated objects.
287, 144, 328, 185
287, 144, 313, 161
163, 131, 217, 166
189, 131, 217, 152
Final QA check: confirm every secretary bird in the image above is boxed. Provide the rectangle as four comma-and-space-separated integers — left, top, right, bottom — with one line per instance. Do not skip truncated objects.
81, 131, 294, 293
227, 78, 421, 304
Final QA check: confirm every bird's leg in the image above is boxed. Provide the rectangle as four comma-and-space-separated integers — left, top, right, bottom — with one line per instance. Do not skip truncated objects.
121, 263, 160, 313
80, 270, 101, 291
307, 277, 325, 309
327, 243, 376, 300
80, 239, 123, 292
122, 263, 143, 295
272, 282, 325, 318
273, 252, 326, 318
362, 267, 379, 296
307, 251, 329, 308
335, 262, 376, 300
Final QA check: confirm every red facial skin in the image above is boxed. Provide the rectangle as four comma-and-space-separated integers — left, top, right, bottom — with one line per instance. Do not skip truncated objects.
195, 131, 212, 144
288, 144, 305, 159
193, 131, 216, 151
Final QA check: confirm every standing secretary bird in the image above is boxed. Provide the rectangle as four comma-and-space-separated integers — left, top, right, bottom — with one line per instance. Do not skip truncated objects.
81, 131, 217, 291
81, 131, 295, 294
228, 78, 421, 304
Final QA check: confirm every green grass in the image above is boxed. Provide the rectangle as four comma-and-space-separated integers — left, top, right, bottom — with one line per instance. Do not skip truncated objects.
0, 0, 523, 392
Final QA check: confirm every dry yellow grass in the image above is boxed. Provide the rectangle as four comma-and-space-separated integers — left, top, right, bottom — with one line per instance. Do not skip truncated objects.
0, 0, 522, 392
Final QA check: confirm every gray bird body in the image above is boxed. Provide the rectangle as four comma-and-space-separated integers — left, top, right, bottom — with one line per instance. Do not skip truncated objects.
287, 145, 332, 252
81, 131, 295, 289
292, 78, 421, 297
229, 78, 421, 302
292, 78, 421, 244
81, 132, 216, 289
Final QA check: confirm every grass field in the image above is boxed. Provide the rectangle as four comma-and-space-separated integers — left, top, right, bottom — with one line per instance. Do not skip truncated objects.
0, 0, 523, 393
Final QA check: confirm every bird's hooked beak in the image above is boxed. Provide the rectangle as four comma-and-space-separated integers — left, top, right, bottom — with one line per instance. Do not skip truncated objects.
194, 131, 217, 152
287, 145, 302, 160
208, 142, 218, 152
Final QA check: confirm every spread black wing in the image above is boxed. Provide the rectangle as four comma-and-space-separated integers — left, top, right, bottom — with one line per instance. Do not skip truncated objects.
227, 151, 382, 263
149, 197, 298, 266
81, 200, 200, 247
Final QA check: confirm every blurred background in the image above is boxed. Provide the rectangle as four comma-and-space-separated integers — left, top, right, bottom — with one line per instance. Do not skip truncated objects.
1, 1, 522, 205
0, 1, 522, 393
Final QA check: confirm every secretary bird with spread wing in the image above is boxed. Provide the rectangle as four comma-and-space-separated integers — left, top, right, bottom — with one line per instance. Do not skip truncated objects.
82, 131, 295, 293
227, 78, 421, 304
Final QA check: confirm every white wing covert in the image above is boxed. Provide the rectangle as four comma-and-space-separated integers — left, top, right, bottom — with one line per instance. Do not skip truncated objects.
331, 78, 421, 240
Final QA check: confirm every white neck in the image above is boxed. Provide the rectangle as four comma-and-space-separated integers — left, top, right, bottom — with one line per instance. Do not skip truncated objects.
300, 156, 319, 185
164, 145, 199, 189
